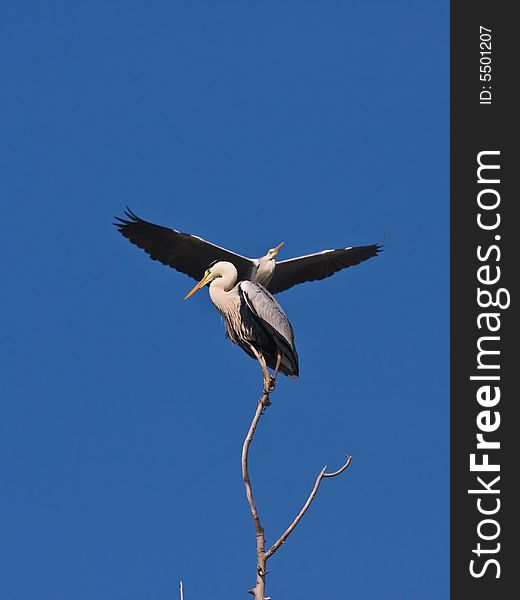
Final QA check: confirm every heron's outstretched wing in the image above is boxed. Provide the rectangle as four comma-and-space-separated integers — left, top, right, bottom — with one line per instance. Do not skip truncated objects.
267, 244, 381, 294
114, 209, 255, 282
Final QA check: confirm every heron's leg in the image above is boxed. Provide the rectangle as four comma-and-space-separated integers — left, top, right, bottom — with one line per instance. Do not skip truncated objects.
270, 351, 283, 391
248, 344, 272, 397
264, 351, 282, 393
258, 353, 272, 395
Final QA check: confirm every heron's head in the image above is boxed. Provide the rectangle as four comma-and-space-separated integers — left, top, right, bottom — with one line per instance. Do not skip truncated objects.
184, 261, 237, 299
266, 242, 284, 260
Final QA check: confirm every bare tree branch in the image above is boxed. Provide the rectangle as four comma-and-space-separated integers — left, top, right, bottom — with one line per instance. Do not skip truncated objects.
265, 455, 352, 560
179, 580, 184, 600
242, 392, 270, 600
242, 383, 352, 599
322, 456, 352, 478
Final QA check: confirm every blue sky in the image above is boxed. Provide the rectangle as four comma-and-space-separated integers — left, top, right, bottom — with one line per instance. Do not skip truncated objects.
1, 2, 448, 598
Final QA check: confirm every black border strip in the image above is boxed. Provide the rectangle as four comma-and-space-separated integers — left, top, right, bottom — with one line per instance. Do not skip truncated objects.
451, 1, 516, 597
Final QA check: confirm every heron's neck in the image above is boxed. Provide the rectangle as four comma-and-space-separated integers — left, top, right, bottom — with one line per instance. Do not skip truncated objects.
208, 270, 237, 310
255, 256, 276, 286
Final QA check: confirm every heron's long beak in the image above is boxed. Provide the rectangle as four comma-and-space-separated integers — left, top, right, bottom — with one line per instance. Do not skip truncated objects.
184, 272, 212, 300
272, 241, 284, 257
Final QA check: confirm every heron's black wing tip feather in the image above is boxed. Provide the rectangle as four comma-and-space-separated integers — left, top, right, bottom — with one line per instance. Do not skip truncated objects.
114, 207, 156, 236
113, 215, 132, 227
123, 206, 140, 222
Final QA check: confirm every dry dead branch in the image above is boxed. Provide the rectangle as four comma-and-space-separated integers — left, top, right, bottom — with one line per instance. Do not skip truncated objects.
242, 389, 351, 599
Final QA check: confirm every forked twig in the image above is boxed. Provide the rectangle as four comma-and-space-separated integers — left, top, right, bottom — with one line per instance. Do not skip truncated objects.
242, 385, 351, 599
265, 455, 351, 559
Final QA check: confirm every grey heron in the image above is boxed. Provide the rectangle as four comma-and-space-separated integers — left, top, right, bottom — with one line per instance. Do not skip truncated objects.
115, 209, 380, 293
184, 261, 299, 393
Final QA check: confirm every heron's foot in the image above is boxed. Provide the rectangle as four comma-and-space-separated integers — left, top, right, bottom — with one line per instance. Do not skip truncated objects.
266, 376, 277, 392
262, 377, 273, 395
259, 393, 271, 409
262, 383, 274, 396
